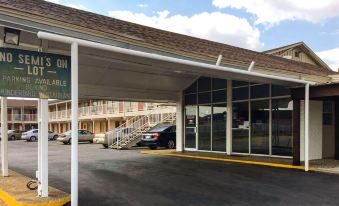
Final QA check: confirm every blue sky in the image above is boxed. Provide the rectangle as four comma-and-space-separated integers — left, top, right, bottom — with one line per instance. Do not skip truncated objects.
47, 0, 339, 70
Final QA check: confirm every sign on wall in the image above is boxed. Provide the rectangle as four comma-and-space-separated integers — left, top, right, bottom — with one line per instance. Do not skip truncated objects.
0, 47, 71, 100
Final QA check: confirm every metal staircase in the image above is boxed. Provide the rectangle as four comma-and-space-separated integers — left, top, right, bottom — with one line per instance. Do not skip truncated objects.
107, 106, 176, 149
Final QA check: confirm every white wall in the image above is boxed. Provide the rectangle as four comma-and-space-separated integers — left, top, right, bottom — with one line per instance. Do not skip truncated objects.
300, 101, 323, 161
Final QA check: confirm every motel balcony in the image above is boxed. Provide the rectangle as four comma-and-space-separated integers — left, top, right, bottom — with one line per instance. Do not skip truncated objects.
48, 102, 167, 122
0, 113, 38, 123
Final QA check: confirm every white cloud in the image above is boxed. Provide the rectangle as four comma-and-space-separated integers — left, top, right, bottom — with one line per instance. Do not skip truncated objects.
317, 48, 339, 71
212, 0, 339, 26
108, 10, 262, 50
137, 3, 148, 8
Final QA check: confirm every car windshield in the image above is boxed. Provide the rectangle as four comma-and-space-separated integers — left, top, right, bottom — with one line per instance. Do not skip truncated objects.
148, 125, 171, 132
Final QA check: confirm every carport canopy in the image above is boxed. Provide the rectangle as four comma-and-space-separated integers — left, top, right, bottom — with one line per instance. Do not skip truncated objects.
37, 32, 314, 103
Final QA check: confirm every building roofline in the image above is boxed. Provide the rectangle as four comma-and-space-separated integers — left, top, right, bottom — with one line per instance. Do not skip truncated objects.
264, 42, 332, 71
0, 0, 335, 78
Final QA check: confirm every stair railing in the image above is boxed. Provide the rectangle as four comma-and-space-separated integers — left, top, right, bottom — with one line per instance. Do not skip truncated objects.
107, 106, 176, 149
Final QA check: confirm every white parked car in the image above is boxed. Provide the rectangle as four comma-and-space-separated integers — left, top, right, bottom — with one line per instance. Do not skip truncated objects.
57, 130, 94, 144
21, 129, 59, 141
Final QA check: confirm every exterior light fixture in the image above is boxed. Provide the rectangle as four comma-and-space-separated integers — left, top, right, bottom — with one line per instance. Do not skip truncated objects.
4, 27, 21, 45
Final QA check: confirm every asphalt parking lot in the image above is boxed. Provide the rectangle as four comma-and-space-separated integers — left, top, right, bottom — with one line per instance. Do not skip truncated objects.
2, 140, 339, 206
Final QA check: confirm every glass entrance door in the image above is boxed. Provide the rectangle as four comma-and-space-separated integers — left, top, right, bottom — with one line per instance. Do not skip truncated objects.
185, 106, 197, 149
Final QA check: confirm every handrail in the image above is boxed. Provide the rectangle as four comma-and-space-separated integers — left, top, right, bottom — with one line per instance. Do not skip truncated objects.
107, 106, 176, 148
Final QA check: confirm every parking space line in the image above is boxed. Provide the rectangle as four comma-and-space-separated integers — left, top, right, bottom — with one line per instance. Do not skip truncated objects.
140, 151, 315, 171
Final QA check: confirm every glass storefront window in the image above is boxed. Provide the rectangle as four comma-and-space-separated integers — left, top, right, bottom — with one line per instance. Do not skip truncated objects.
272, 99, 292, 156
250, 100, 270, 155
233, 87, 249, 101
198, 106, 211, 150
184, 76, 293, 157
198, 92, 211, 104
232, 101, 249, 153
212, 90, 226, 103
272, 85, 290, 97
212, 78, 227, 90
212, 104, 227, 152
185, 94, 197, 105
250, 84, 270, 99
198, 77, 211, 92
232, 80, 248, 87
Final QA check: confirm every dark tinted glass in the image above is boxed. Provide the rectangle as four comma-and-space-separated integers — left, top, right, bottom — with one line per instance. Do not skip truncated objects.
232, 80, 248, 87
198, 105, 211, 150
212, 90, 226, 103
212, 104, 227, 152
184, 81, 197, 94
185, 94, 197, 105
272, 85, 290, 97
251, 100, 270, 155
198, 77, 211, 92
233, 87, 249, 101
212, 78, 227, 90
250, 84, 270, 99
198, 92, 211, 104
232, 101, 249, 153
272, 99, 292, 156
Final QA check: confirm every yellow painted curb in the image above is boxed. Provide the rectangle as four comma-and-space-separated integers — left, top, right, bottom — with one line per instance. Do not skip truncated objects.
0, 187, 71, 206
141, 151, 315, 171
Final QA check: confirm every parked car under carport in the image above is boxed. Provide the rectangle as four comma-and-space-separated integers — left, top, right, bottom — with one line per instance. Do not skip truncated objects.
141, 124, 176, 150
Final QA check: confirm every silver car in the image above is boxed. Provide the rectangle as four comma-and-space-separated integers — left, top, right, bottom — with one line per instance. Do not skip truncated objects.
21, 129, 59, 141
0, 129, 23, 141
57, 130, 94, 144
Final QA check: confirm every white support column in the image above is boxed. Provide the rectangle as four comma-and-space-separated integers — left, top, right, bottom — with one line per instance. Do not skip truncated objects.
71, 42, 79, 206
304, 83, 310, 172
176, 91, 183, 152
37, 100, 41, 185
1, 97, 8, 177
226, 80, 232, 155
38, 99, 49, 197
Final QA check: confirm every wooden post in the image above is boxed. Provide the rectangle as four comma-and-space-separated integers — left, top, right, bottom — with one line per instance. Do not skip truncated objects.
293, 99, 301, 166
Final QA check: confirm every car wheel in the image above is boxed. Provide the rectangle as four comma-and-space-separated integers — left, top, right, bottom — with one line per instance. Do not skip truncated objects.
149, 146, 157, 150
63, 142, 68, 145
10, 135, 16, 141
167, 140, 175, 149
53, 135, 58, 140
30, 136, 37, 142
68, 138, 72, 144
103, 144, 108, 148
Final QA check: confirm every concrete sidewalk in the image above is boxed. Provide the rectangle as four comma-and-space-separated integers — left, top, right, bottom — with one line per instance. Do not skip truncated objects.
142, 149, 339, 173
0, 170, 70, 206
